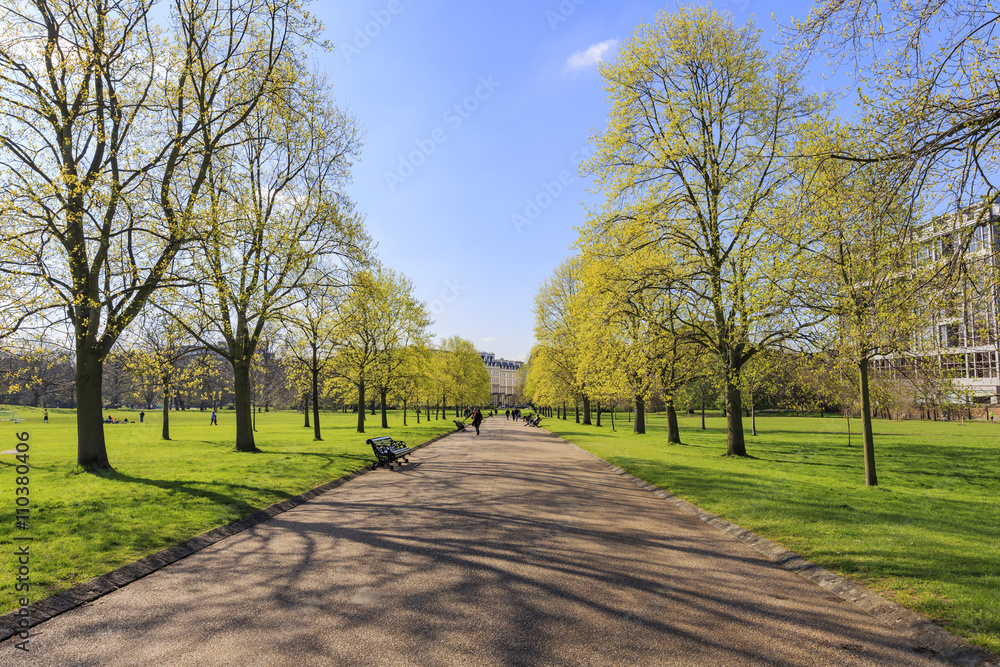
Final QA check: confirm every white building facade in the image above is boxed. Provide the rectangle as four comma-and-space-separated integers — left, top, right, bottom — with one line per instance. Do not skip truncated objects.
875, 204, 1000, 403
478, 352, 524, 407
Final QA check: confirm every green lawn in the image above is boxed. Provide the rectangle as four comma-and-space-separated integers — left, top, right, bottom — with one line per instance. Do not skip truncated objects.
0, 405, 454, 614
543, 411, 1000, 655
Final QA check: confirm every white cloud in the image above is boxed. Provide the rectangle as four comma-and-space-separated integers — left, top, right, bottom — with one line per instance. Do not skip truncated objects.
481, 337, 496, 343
566, 39, 618, 71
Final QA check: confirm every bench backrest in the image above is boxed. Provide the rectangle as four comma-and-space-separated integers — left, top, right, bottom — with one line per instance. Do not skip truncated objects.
367, 436, 394, 447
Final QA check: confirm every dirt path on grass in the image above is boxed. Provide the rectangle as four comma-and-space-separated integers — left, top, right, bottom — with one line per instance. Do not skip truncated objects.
1, 417, 957, 666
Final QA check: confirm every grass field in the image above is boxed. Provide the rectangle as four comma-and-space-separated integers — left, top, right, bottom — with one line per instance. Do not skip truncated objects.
0, 405, 455, 615
543, 411, 1000, 655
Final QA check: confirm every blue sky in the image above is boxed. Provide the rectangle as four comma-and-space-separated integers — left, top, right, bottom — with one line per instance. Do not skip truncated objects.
313, 0, 836, 361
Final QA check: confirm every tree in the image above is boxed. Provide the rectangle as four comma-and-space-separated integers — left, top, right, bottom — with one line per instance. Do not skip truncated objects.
335, 270, 387, 434
531, 257, 592, 424
285, 279, 346, 440
120, 305, 202, 439
584, 7, 820, 456
785, 120, 935, 485
0, 0, 326, 469
577, 236, 704, 442
392, 344, 431, 426
787, 1, 1000, 219
170, 69, 367, 451
369, 269, 432, 429
439, 336, 491, 413
681, 365, 722, 431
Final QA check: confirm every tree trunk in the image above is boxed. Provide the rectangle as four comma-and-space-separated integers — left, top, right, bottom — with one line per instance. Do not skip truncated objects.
233, 358, 257, 452
859, 358, 878, 486
404, 398, 409, 425
380, 388, 389, 428
76, 347, 111, 469
161, 376, 171, 441
611, 406, 615, 431
724, 381, 747, 456
701, 397, 706, 430
596, 401, 602, 427
666, 399, 681, 444
582, 396, 591, 425
575, 399, 579, 423
312, 362, 322, 441
357, 379, 366, 433
633, 395, 646, 434
303, 391, 310, 428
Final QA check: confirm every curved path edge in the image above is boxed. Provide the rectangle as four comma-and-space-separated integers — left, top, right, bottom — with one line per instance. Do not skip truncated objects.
0, 429, 455, 645
550, 431, 999, 667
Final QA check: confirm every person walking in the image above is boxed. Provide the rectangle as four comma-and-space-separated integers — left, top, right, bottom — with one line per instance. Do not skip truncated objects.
43, 408, 48, 423
472, 408, 484, 436
505, 409, 510, 421
211, 409, 217, 426
139, 410, 145, 423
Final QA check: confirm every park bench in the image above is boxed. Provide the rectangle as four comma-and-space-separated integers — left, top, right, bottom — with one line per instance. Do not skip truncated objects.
367, 436, 411, 470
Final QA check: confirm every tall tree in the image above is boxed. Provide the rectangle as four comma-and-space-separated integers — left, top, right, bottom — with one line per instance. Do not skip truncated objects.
334, 270, 388, 434
439, 337, 491, 412
285, 278, 346, 440
0, 0, 325, 468
170, 70, 367, 452
583, 7, 820, 456
532, 257, 592, 424
784, 120, 935, 485
369, 269, 432, 429
577, 241, 703, 442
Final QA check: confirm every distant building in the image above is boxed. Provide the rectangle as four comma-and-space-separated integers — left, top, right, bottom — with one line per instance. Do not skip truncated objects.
479, 351, 524, 407
874, 204, 1000, 404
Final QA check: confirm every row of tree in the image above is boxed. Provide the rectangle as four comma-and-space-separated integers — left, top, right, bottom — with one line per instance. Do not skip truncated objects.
525, 4, 1000, 487
1, 317, 493, 441
0, 0, 492, 470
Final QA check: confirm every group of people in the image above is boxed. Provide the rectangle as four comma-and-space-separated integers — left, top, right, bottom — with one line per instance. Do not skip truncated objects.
505, 408, 523, 421
102, 410, 145, 424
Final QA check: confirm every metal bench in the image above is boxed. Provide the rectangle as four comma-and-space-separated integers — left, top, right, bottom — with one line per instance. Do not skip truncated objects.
367, 436, 411, 470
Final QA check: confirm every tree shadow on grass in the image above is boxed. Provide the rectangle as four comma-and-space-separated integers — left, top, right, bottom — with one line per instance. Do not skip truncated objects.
94, 469, 295, 515
256, 449, 372, 470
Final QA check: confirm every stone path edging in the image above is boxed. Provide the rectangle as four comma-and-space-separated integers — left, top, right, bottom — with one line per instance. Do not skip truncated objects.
0, 429, 454, 644
552, 431, 999, 667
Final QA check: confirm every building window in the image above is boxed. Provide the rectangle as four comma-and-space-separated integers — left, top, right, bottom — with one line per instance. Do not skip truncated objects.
939, 323, 960, 347
972, 352, 998, 379
941, 353, 966, 376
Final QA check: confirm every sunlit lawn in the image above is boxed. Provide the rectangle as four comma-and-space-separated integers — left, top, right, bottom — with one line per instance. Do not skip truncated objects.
0, 405, 454, 614
542, 411, 1000, 654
